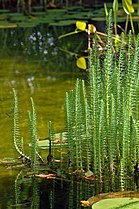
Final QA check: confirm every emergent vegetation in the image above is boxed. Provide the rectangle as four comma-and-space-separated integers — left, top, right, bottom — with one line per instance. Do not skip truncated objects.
12, 11, 139, 192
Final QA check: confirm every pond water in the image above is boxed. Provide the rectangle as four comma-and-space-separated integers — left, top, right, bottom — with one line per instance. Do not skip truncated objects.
0, 23, 138, 208
0, 24, 86, 157
0, 23, 89, 208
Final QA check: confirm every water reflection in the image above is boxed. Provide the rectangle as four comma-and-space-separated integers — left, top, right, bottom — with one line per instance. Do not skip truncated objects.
0, 24, 87, 69
0, 167, 137, 209
0, 23, 86, 156
0, 23, 87, 207
10, 170, 96, 209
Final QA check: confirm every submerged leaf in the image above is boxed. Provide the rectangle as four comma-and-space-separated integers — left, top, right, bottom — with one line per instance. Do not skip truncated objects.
76, 57, 87, 70
76, 21, 86, 31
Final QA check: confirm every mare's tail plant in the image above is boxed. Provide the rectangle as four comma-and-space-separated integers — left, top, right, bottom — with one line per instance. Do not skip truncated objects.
29, 97, 43, 172
13, 89, 42, 170
13, 88, 30, 161
64, 10, 139, 190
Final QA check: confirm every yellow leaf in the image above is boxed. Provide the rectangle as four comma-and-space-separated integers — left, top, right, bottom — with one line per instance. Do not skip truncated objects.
122, 0, 134, 14
76, 57, 87, 70
76, 21, 86, 31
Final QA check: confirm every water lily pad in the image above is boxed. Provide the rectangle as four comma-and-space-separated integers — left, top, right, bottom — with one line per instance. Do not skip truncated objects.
32, 6, 44, 11
0, 9, 10, 13
31, 12, 47, 16
10, 15, 28, 22
49, 20, 76, 26
0, 14, 9, 20
66, 6, 84, 11
92, 198, 139, 209
0, 21, 17, 28
37, 17, 54, 24
49, 9, 66, 13
8, 12, 23, 16
91, 17, 106, 21
18, 22, 38, 28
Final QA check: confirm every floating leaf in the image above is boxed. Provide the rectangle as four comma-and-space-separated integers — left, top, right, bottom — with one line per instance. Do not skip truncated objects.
10, 15, 28, 22
18, 22, 38, 28
0, 9, 10, 13
50, 20, 76, 26
92, 198, 139, 209
0, 21, 17, 28
76, 57, 87, 70
76, 21, 86, 31
122, 0, 134, 14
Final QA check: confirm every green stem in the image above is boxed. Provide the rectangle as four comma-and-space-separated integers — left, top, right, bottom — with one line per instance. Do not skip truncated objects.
129, 14, 136, 42
125, 15, 129, 35
114, 11, 117, 35
58, 30, 82, 39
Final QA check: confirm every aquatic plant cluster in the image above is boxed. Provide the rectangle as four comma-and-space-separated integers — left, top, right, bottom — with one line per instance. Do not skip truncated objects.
64, 12, 138, 189
12, 12, 138, 191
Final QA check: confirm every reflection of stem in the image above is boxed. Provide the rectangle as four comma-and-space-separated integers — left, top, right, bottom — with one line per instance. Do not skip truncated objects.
47, 137, 53, 165
47, 121, 53, 165
59, 47, 88, 59
15, 170, 23, 209
58, 47, 78, 57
